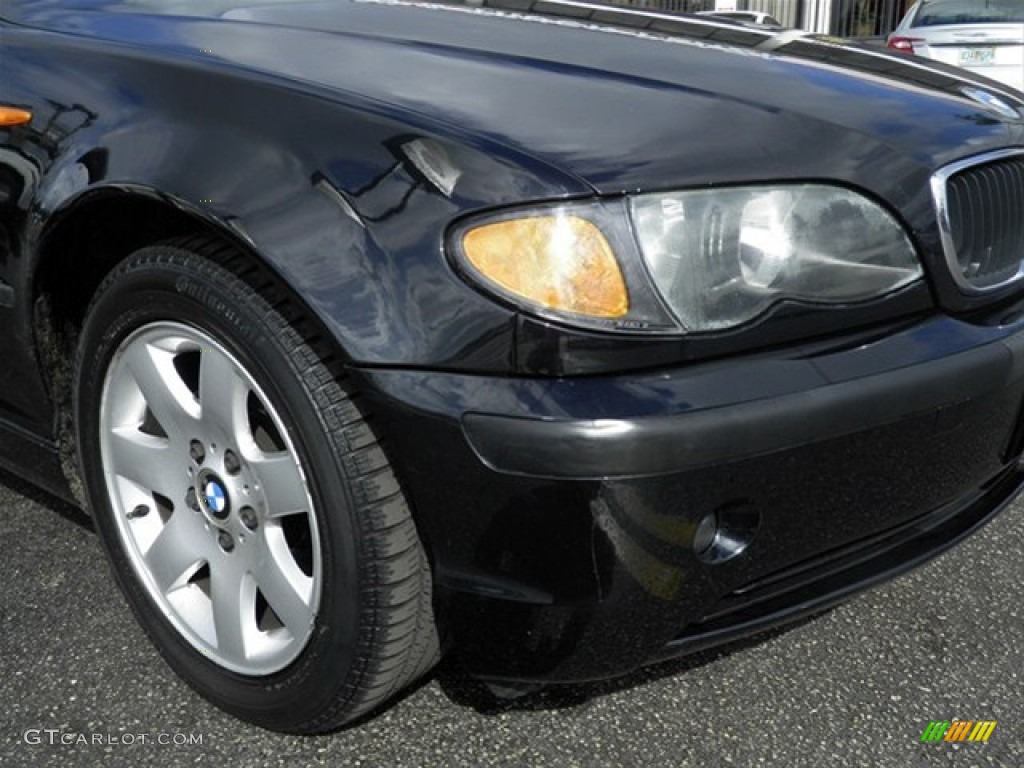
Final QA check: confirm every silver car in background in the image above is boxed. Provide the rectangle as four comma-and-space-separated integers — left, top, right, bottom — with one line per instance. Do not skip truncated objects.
888, 0, 1024, 92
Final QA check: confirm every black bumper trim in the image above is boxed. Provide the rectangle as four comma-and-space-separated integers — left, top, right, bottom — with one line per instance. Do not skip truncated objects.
463, 333, 1024, 479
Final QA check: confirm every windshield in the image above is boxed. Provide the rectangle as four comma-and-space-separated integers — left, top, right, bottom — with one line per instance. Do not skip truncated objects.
914, 0, 1024, 26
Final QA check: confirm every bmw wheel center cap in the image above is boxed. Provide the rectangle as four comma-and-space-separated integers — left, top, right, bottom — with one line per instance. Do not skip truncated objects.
200, 474, 231, 520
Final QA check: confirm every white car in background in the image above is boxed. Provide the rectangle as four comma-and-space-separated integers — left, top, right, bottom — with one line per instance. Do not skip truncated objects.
696, 10, 783, 27
888, 0, 1024, 92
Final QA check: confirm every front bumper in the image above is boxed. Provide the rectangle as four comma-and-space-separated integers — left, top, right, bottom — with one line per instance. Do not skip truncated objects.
355, 313, 1024, 684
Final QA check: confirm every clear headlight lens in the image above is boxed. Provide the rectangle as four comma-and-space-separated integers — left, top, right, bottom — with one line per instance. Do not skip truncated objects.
630, 184, 923, 332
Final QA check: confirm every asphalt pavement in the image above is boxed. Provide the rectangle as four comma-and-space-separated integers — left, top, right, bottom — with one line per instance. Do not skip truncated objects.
2, 468, 1022, 768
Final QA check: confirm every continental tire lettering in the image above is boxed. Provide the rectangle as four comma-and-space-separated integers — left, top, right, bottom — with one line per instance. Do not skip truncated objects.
174, 276, 250, 339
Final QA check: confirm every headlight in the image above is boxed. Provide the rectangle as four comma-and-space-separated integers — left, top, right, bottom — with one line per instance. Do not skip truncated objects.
453, 185, 923, 335
630, 184, 923, 332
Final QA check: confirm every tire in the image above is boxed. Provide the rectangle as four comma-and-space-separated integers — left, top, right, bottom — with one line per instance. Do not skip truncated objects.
73, 237, 439, 732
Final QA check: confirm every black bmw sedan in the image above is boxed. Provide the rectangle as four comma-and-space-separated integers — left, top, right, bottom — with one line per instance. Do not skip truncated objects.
2, 0, 1024, 733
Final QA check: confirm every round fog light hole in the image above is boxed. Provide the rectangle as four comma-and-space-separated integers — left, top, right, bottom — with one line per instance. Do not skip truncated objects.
693, 504, 760, 564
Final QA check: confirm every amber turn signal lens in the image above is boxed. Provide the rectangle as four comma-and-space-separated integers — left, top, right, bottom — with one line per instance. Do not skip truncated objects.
0, 107, 32, 127
462, 215, 629, 318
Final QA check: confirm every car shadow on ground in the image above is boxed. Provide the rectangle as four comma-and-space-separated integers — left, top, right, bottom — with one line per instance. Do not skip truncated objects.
0, 465, 93, 531
433, 613, 830, 716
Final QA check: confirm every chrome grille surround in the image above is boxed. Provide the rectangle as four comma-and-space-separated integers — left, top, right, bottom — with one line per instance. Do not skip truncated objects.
931, 148, 1024, 295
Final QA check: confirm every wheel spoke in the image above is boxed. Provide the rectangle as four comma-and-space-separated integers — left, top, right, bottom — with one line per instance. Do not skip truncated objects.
198, 348, 251, 449
144, 511, 206, 594
254, 535, 315, 637
252, 452, 309, 518
107, 427, 178, 498
210, 558, 253, 662
123, 340, 197, 439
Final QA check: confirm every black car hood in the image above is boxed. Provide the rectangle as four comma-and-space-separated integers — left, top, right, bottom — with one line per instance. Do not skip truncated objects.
17, 0, 1024, 196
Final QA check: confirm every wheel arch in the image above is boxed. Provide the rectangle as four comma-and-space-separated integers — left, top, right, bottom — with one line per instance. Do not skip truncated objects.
32, 188, 357, 506
34, 187, 349, 355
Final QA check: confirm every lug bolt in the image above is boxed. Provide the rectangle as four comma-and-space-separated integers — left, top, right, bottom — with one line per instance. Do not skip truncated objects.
127, 504, 149, 520
217, 531, 235, 553
185, 487, 199, 511
224, 449, 241, 476
189, 439, 206, 464
239, 506, 259, 531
